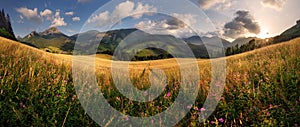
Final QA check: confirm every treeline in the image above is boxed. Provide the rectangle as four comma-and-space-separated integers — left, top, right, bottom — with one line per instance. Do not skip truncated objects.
226, 39, 257, 56
0, 9, 16, 40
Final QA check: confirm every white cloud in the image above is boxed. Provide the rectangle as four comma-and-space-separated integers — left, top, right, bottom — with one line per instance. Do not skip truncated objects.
65, 11, 74, 16
135, 13, 198, 38
72, 17, 81, 22
88, 1, 157, 27
261, 0, 287, 11
16, 7, 42, 22
40, 9, 53, 20
194, 0, 227, 10
51, 11, 67, 27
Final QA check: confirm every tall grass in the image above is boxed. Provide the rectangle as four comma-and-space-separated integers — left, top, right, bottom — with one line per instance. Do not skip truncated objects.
0, 36, 299, 126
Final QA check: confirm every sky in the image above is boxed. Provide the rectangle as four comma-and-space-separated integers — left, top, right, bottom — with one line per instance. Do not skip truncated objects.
1, 0, 300, 41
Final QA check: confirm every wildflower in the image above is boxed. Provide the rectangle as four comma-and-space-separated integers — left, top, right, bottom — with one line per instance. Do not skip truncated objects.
266, 112, 270, 115
116, 97, 121, 101
167, 92, 171, 97
249, 108, 253, 112
141, 112, 145, 117
157, 106, 161, 110
19, 102, 26, 109
63, 80, 67, 83
164, 92, 171, 98
72, 95, 76, 101
269, 104, 273, 108
200, 108, 206, 112
194, 107, 199, 111
218, 118, 224, 123
56, 94, 60, 97
211, 93, 216, 97
151, 119, 154, 124
124, 115, 129, 121
186, 105, 192, 109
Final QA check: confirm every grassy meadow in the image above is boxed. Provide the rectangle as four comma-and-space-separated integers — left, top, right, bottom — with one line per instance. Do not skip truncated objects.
0, 36, 299, 126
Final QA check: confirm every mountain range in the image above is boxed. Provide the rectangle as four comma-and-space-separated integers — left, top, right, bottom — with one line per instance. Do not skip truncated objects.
18, 19, 300, 60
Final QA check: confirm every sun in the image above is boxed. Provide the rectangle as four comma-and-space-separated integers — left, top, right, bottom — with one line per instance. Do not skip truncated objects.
257, 27, 273, 39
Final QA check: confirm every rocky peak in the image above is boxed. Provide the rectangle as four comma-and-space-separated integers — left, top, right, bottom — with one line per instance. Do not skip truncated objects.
40, 27, 61, 35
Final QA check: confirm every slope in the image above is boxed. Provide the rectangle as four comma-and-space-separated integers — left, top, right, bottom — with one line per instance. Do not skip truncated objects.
0, 36, 299, 126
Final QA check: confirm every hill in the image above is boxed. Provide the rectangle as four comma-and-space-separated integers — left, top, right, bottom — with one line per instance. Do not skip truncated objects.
21, 27, 73, 53
273, 20, 300, 43
0, 36, 299, 126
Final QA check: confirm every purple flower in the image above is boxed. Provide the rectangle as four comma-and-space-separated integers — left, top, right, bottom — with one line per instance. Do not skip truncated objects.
194, 107, 199, 111
200, 108, 206, 112
218, 118, 224, 123
157, 106, 161, 110
56, 94, 59, 97
19, 102, 26, 109
164, 92, 171, 98
186, 105, 192, 109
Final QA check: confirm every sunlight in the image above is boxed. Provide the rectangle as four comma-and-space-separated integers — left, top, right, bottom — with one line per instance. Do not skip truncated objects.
257, 27, 273, 39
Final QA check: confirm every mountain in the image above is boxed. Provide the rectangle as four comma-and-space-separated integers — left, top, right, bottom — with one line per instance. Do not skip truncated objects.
273, 20, 300, 43
21, 27, 73, 53
184, 36, 231, 47
0, 9, 16, 40
229, 37, 259, 47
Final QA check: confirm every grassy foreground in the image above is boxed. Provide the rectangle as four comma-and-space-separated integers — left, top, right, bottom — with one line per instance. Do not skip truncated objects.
0, 36, 299, 126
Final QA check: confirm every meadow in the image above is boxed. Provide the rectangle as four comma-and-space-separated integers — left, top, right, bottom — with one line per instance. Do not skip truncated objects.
0, 36, 299, 126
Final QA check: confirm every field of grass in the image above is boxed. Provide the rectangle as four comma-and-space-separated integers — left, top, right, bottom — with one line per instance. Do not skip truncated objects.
0, 36, 299, 126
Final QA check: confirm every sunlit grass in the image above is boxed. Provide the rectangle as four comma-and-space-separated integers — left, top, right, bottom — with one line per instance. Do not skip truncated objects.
0, 36, 299, 126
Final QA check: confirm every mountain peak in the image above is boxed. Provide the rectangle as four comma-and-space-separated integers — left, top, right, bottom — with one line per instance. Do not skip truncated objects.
40, 27, 61, 35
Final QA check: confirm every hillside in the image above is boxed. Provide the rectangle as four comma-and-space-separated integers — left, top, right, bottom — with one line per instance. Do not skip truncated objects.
1, 36, 300, 126
273, 20, 300, 43
21, 27, 73, 53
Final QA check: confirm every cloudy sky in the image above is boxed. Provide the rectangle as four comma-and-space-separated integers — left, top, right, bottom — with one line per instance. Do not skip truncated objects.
1, 0, 300, 41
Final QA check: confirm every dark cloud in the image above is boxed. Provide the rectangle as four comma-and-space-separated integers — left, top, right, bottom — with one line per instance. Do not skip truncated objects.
165, 18, 187, 30
223, 10, 260, 38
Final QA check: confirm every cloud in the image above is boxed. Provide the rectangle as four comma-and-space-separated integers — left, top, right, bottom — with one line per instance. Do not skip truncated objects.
77, 0, 91, 3
223, 10, 261, 38
65, 11, 74, 16
135, 14, 197, 38
72, 17, 81, 22
40, 9, 53, 20
88, 1, 157, 27
261, 0, 287, 11
16, 7, 42, 22
51, 11, 67, 27
194, 0, 227, 10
